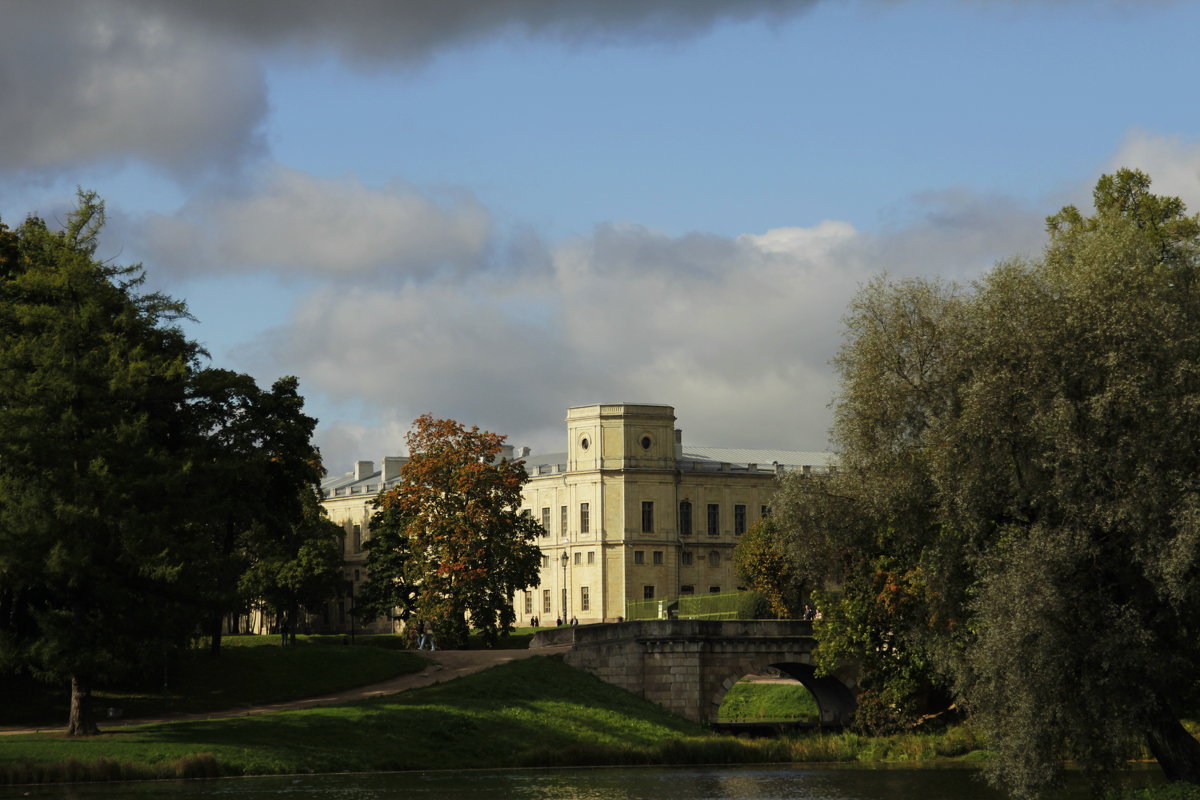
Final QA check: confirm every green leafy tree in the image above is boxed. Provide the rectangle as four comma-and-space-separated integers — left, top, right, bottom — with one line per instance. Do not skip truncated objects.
777, 170, 1200, 795
183, 371, 332, 653
358, 414, 542, 648
238, 486, 345, 646
732, 518, 805, 618
0, 193, 202, 735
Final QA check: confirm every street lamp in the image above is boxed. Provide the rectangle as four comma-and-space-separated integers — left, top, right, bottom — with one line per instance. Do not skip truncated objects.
561, 550, 569, 622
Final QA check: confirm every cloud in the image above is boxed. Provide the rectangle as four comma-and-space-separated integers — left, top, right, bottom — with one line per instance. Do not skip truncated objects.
134, 167, 493, 279
254, 187, 1048, 472
0, 2, 266, 176
0, 1, 820, 177
121, 1, 821, 63
1107, 130, 1200, 211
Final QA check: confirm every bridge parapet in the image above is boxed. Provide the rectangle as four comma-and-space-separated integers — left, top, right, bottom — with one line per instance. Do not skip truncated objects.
531, 619, 856, 725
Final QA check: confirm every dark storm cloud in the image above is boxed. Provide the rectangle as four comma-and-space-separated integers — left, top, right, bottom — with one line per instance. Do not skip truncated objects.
0, 0, 819, 176
121, 0, 821, 62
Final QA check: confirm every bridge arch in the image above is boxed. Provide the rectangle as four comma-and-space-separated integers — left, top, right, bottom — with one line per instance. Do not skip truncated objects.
708, 660, 858, 727
531, 619, 858, 726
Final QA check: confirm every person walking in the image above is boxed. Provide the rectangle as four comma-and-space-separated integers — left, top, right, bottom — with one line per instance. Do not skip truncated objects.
424, 621, 437, 651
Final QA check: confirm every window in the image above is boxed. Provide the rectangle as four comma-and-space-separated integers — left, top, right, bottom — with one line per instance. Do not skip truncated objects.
761, 505, 772, 518
735, 504, 747, 535
643, 585, 655, 600
640, 435, 652, 450
707, 504, 720, 536
679, 500, 692, 535
709, 586, 721, 593
352, 524, 362, 553
642, 501, 654, 533
634, 550, 645, 565
580, 502, 590, 534
709, 550, 721, 567
524, 591, 532, 614
681, 550, 693, 566
652, 550, 664, 565
561, 505, 568, 535
541, 555, 549, 568
580, 586, 590, 611
587, 551, 595, 564
680, 585, 695, 595
543, 589, 551, 613
541, 507, 550, 533
574, 551, 581, 565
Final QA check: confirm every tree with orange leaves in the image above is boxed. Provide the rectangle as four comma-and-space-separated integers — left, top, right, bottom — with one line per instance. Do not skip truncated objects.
358, 414, 542, 648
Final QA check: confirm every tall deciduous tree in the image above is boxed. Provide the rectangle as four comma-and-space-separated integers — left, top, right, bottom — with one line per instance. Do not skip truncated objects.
358, 415, 542, 648
0, 193, 201, 735
184, 371, 334, 654
238, 485, 344, 646
776, 170, 1200, 795
732, 519, 805, 618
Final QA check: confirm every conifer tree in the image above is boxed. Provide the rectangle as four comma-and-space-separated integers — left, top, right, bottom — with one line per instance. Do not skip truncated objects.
0, 192, 200, 735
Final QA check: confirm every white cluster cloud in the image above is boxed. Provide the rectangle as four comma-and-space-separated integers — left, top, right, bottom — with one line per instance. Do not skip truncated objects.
135, 167, 493, 279
1108, 131, 1200, 211
238, 182, 1052, 472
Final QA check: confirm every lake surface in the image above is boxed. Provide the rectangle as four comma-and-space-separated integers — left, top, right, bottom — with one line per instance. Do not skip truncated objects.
1, 764, 1162, 799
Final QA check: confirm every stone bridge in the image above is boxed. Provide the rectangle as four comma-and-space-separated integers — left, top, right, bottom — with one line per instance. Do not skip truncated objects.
530, 619, 858, 725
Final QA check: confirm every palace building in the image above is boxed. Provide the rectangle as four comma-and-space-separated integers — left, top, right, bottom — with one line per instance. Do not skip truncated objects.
319, 403, 833, 631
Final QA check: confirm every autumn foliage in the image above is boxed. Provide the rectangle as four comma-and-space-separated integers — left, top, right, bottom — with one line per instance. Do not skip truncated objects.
358, 415, 542, 648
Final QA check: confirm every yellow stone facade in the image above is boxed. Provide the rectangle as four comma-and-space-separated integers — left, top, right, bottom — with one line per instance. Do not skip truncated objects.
319, 403, 833, 631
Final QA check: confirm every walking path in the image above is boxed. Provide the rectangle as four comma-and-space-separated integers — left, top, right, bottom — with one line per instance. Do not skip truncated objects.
0, 645, 571, 736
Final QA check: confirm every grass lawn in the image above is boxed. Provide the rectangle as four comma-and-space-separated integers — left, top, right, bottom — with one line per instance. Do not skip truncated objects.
0, 655, 995, 786
717, 679, 820, 723
0, 636, 425, 728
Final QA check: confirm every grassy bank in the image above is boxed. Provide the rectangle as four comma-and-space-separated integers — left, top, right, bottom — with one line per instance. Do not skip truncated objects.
717, 679, 820, 723
1, 636, 425, 728
0, 656, 988, 785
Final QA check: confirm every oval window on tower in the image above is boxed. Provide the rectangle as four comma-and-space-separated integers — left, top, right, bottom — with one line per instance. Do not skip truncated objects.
641, 436, 652, 450
580, 437, 590, 451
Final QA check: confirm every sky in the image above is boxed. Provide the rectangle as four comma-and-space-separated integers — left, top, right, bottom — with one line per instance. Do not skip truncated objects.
4, 0, 1200, 474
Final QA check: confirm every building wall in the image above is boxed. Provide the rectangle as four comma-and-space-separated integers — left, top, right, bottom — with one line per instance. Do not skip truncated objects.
517, 404, 782, 625
318, 403, 828, 634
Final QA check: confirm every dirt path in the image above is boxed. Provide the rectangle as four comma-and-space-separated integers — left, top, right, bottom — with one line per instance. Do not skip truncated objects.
0, 645, 571, 736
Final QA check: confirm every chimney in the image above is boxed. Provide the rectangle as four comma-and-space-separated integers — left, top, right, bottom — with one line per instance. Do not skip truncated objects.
354, 460, 375, 481
381, 456, 406, 482
498, 444, 514, 462
674, 428, 683, 460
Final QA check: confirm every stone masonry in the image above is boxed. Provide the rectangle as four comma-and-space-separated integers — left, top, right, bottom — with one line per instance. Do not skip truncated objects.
531, 619, 858, 725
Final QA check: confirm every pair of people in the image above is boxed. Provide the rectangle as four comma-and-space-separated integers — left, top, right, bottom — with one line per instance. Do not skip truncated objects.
413, 619, 436, 650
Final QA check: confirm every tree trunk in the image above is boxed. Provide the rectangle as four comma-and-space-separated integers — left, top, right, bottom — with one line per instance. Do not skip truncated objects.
67, 675, 100, 736
209, 608, 224, 656
1146, 712, 1200, 783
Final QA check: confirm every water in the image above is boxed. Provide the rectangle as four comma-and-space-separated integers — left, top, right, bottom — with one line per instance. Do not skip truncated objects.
0, 764, 1162, 799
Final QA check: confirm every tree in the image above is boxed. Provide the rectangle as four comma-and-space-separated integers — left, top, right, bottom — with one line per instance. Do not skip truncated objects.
732, 518, 806, 618
0, 192, 202, 735
183, 371, 333, 654
238, 485, 344, 646
776, 170, 1200, 795
358, 414, 542, 648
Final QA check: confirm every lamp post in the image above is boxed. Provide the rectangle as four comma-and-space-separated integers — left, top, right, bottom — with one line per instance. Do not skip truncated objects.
561, 550, 569, 623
